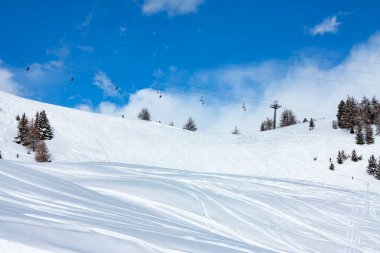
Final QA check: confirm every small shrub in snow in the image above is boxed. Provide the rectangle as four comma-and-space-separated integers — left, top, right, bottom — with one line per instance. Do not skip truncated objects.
138, 108, 151, 121
232, 126, 240, 135
183, 117, 197, 132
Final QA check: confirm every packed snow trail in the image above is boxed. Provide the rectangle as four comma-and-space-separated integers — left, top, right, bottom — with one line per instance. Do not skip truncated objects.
0, 160, 379, 253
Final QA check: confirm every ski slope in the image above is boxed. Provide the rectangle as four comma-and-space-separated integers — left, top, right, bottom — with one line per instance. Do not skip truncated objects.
0, 160, 379, 253
0, 91, 380, 252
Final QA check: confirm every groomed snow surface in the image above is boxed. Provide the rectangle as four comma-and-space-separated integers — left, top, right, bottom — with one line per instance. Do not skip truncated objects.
0, 91, 379, 252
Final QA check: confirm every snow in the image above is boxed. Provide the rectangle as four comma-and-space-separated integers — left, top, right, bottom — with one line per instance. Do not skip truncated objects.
0, 90, 380, 252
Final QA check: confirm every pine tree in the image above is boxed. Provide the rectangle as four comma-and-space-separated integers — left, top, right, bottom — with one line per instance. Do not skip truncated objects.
303, 118, 308, 123
365, 125, 375, 144
15, 113, 30, 146
375, 159, 380, 180
138, 108, 151, 121
260, 122, 265, 132
35, 141, 51, 162
183, 117, 197, 131
329, 162, 335, 171
370, 96, 379, 124
280, 109, 297, 127
376, 119, 380, 136
309, 118, 315, 130
355, 124, 364, 145
169, 122, 174, 126
332, 120, 338, 129
360, 96, 371, 126
351, 149, 358, 162
232, 126, 240, 135
367, 155, 377, 175
0, 150, 2, 159
337, 100, 346, 128
337, 151, 343, 164
38, 110, 54, 140
15, 114, 20, 121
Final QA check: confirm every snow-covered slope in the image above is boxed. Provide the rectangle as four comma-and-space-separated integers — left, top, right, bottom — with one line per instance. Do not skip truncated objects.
0, 91, 378, 191
0, 160, 379, 253
0, 91, 380, 252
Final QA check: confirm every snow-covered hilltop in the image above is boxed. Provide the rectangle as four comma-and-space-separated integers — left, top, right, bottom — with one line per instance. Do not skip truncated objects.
0, 90, 380, 252
0, 90, 379, 191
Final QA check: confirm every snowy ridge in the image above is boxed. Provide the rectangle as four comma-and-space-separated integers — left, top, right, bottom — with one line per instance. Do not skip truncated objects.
0, 90, 379, 191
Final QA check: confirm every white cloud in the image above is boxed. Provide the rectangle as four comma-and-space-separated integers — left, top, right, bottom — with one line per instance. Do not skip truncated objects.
0, 67, 22, 95
93, 71, 120, 98
309, 15, 341, 36
142, 0, 204, 16
82, 32, 380, 134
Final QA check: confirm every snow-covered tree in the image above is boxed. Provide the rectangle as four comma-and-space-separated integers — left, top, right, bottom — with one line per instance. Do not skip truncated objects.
355, 124, 364, 145
375, 159, 380, 180
351, 149, 359, 162
183, 117, 197, 131
280, 109, 297, 127
232, 126, 240, 135
35, 141, 51, 162
337, 100, 346, 128
332, 120, 338, 129
303, 118, 308, 123
365, 125, 375, 145
38, 110, 54, 140
337, 151, 343, 164
367, 155, 377, 175
260, 118, 273, 131
138, 108, 151, 121
329, 162, 335, 171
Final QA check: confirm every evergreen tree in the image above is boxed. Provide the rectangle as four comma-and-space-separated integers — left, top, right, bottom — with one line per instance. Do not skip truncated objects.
332, 120, 338, 129
309, 118, 315, 130
232, 126, 240, 135
138, 108, 151, 121
337, 100, 346, 128
375, 159, 380, 180
35, 141, 51, 162
303, 118, 308, 123
38, 110, 54, 140
355, 124, 364, 145
376, 119, 380, 136
351, 149, 358, 162
370, 96, 379, 124
15, 113, 30, 146
337, 151, 343, 164
169, 122, 174, 126
367, 155, 377, 175
183, 117, 197, 131
340, 96, 358, 133
360, 96, 371, 126
365, 125, 375, 144
0, 150, 2, 159
280, 109, 297, 127
15, 114, 20, 121
329, 162, 335, 171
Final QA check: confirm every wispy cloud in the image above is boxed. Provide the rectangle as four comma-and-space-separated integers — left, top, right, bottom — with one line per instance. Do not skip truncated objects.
77, 13, 94, 29
93, 71, 120, 98
85, 32, 380, 133
141, 0, 204, 16
0, 67, 22, 95
309, 15, 341, 36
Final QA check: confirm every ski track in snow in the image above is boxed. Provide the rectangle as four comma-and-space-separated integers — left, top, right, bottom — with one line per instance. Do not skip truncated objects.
0, 161, 379, 253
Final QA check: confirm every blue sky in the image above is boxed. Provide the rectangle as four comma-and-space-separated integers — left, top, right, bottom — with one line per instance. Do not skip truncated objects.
1, 0, 380, 132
